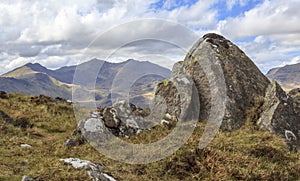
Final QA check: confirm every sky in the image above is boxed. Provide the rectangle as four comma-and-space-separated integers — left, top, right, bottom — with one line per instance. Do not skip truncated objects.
0, 0, 300, 74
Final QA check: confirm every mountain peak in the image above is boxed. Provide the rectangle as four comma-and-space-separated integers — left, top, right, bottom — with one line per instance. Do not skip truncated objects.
24, 62, 48, 72
266, 62, 300, 91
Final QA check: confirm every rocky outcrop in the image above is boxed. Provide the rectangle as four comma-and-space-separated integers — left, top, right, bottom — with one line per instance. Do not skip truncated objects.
183, 33, 270, 130
153, 61, 199, 122
76, 101, 149, 144
257, 82, 300, 151
289, 88, 300, 114
60, 158, 117, 181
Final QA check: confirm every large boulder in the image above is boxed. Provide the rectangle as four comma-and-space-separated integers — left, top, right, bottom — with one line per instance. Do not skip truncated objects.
257, 82, 300, 151
183, 33, 270, 130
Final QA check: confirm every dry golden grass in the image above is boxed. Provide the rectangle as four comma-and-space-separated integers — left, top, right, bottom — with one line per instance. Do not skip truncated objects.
0, 93, 299, 180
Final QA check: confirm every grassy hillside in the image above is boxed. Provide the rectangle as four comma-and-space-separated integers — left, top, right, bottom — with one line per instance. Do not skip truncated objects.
0, 93, 299, 180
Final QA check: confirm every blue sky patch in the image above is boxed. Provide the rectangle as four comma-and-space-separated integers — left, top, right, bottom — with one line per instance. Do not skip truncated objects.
150, 0, 198, 11
214, 0, 263, 20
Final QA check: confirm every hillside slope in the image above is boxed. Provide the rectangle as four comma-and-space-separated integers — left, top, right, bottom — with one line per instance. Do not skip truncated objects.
0, 59, 171, 107
266, 63, 300, 91
0, 92, 299, 180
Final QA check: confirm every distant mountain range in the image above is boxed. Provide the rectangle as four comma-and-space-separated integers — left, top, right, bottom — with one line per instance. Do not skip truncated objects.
0, 59, 171, 108
266, 63, 300, 91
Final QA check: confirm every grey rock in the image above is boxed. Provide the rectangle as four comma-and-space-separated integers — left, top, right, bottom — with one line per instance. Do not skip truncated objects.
21, 176, 36, 181
289, 88, 300, 114
107, 100, 146, 136
153, 61, 199, 123
60, 158, 117, 181
183, 33, 270, 130
78, 116, 112, 143
258, 82, 300, 151
102, 107, 120, 128
77, 102, 148, 145
20, 144, 32, 148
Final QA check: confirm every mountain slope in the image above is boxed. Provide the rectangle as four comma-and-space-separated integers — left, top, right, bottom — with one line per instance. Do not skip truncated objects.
266, 63, 300, 91
0, 74, 72, 99
0, 59, 171, 107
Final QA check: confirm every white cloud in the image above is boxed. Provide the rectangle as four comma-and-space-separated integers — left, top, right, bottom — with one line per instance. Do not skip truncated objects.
289, 56, 300, 65
218, 0, 300, 41
0, 0, 299, 76
0, 0, 218, 74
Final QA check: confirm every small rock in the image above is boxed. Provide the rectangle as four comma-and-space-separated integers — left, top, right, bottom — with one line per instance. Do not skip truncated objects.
20, 144, 32, 148
21, 176, 36, 181
90, 111, 100, 118
160, 119, 170, 125
164, 113, 172, 120
60, 158, 117, 181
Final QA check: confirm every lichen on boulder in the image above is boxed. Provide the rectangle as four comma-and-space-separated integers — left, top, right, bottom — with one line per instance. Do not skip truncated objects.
183, 33, 270, 130
257, 82, 300, 151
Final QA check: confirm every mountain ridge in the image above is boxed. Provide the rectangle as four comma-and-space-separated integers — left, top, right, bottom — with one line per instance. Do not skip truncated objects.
266, 62, 300, 91
0, 58, 171, 107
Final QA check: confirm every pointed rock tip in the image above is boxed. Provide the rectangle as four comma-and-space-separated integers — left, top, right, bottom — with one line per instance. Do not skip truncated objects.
202, 33, 231, 49
202, 33, 226, 40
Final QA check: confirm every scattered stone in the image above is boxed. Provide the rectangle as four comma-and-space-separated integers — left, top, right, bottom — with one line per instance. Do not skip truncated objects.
21, 176, 37, 181
60, 158, 117, 181
20, 144, 32, 148
164, 113, 172, 120
160, 119, 170, 125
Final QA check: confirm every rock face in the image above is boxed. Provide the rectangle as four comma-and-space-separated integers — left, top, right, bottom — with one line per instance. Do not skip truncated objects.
183, 33, 270, 130
154, 61, 199, 122
289, 88, 300, 114
258, 82, 300, 151
100, 101, 149, 136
